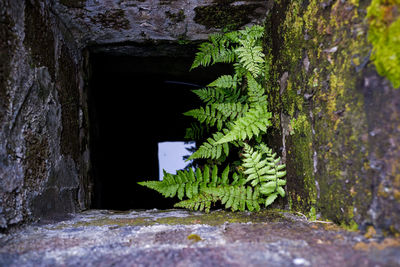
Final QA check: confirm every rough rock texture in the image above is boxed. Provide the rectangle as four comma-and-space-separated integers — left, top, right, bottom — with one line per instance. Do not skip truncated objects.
52, 0, 270, 49
265, 0, 400, 235
1, 209, 400, 266
0, 0, 90, 230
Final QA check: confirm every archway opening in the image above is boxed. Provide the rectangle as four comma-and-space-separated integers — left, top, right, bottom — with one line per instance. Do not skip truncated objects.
88, 47, 231, 210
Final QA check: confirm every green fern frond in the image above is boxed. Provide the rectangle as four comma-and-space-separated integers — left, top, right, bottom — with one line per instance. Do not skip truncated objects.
216, 105, 272, 144
203, 185, 261, 212
184, 105, 227, 130
214, 102, 249, 121
191, 86, 243, 106
241, 143, 272, 186
208, 75, 238, 89
188, 132, 229, 160
241, 143, 286, 186
192, 87, 226, 104
265, 193, 278, 207
235, 39, 265, 78
191, 33, 236, 70
139, 165, 230, 201
185, 122, 208, 140
239, 25, 264, 42
224, 30, 240, 43
174, 193, 218, 213
191, 42, 216, 69
246, 73, 267, 107
138, 170, 190, 200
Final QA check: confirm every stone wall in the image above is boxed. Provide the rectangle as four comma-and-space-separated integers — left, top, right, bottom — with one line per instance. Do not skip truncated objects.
266, 0, 400, 235
0, 0, 90, 229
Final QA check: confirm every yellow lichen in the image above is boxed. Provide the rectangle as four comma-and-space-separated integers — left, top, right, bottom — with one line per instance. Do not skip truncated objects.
187, 234, 202, 242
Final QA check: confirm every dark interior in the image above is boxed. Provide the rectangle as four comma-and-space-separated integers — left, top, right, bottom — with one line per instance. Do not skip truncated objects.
88, 49, 231, 210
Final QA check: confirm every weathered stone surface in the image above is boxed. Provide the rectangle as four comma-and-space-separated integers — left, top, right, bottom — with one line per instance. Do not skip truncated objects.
265, 0, 400, 234
0, 0, 90, 230
51, 0, 270, 50
1, 209, 399, 266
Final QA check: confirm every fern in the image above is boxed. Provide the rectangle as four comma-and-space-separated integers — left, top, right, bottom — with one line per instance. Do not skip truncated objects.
203, 185, 261, 212
214, 102, 249, 121
235, 39, 265, 78
246, 73, 267, 107
188, 132, 229, 160
216, 105, 272, 144
174, 193, 218, 213
241, 144, 286, 187
192, 87, 226, 104
191, 33, 236, 69
139, 25, 288, 212
184, 105, 227, 130
208, 74, 238, 89
184, 122, 208, 140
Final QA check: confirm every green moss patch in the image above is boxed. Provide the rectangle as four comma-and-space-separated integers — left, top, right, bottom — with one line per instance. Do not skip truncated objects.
194, 3, 261, 30
367, 0, 400, 88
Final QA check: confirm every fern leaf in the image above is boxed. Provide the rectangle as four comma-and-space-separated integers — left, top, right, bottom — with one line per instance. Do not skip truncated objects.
188, 132, 229, 160
215, 105, 271, 144
203, 185, 261, 212
138, 166, 213, 200
185, 122, 208, 140
191, 33, 236, 70
184, 105, 226, 130
209, 75, 237, 89
174, 193, 217, 213
221, 165, 230, 185
235, 39, 265, 78
192, 87, 226, 104
239, 25, 264, 41
138, 171, 183, 199
265, 193, 278, 207
247, 73, 268, 107
214, 102, 249, 121
241, 144, 270, 186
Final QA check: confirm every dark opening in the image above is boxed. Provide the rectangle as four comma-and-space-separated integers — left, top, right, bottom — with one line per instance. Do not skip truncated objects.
88, 45, 230, 210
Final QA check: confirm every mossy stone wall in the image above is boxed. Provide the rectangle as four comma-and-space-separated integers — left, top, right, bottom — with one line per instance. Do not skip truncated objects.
266, 0, 400, 234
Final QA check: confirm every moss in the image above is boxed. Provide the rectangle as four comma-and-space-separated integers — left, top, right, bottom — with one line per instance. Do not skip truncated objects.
187, 233, 202, 242
57, 44, 80, 162
266, 0, 376, 229
194, 3, 261, 30
53, 210, 294, 229
366, 0, 400, 88
24, 0, 56, 79
165, 10, 185, 23
0, 11, 16, 124
23, 131, 50, 191
154, 209, 291, 226
68, 217, 153, 228
90, 9, 130, 31
308, 206, 316, 220
354, 237, 400, 251
364, 225, 377, 239
59, 0, 86, 8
